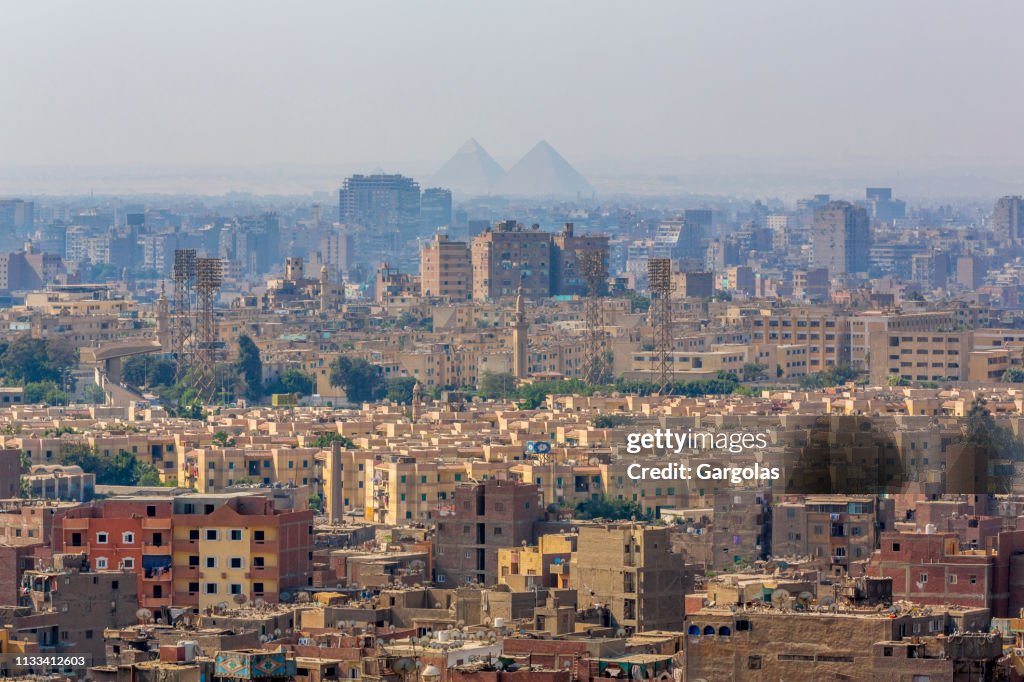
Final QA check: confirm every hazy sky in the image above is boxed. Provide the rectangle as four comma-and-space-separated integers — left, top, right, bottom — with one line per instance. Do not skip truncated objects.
3, 1, 1024, 184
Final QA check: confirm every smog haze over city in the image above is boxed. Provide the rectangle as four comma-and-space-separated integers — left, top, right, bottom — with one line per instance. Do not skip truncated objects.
8, 3, 1024, 681
4, 1, 1024, 198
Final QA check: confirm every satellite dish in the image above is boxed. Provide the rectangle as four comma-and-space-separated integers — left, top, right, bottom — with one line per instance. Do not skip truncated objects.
232, 594, 247, 604
376, 638, 384, 647
136, 608, 153, 622
274, 628, 282, 637
616, 628, 626, 637
280, 592, 293, 602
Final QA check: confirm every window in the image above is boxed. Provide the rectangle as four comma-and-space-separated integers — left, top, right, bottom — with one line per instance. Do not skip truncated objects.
919, 573, 928, 583
122, 532, 135, 544
230, 584, 243, 595
253, 557, 265, 568
254, 530, 265, 542
188, 582, 199, 593
949, 575, 957, 584
891, 543, 901, 552
230, 529, 243, 541
230, 557, 243, 569
96, 557, 109, 569
189, 555, 199, 567
206, 557, 217, 568
189, 529, 200, 541
96, 532, 109, 544
253, 582, 265, 594
205, 583, 218, 594
206, 529, 219, 541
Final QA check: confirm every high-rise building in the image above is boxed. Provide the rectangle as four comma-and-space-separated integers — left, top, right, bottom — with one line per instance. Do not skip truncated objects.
866, 187, 906, 222
471, 220, 553, 300
552, 222, 610, 296
991, 195, 1024, 244
811, 201, 871, 276
420, 234, 471, 300
338, 174, 421, 237
0, 199, 34, 236
420, 187, 453, 233
314, 225, 355, 279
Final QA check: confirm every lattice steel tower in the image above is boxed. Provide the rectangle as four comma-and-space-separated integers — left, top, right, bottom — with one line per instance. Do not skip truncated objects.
647, 258, 674, 392
171, 249, 197, 381
581, 250, 611, 385
194, 257, 223, 399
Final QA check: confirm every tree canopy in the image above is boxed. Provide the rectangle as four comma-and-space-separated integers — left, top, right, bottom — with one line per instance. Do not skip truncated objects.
236, 335, 263, 401
328, 356, 386, 403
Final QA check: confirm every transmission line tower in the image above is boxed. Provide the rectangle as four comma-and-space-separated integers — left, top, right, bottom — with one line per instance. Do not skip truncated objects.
647, 257, 674, 392
171, 249, 196, 381
581, 250, 610, 384
194, 257, 223, 399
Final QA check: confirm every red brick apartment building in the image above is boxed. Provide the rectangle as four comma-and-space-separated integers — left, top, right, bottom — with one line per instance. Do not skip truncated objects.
868, 524, 1024, 617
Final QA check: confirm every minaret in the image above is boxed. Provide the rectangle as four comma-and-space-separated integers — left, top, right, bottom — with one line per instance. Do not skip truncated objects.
319, 265, 330, 316
411, 381, 422, 421
512, 287, 528, 380
156, 281, 170, 352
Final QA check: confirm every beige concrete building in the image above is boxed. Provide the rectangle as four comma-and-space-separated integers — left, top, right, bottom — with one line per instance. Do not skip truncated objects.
420, 234, 472, 301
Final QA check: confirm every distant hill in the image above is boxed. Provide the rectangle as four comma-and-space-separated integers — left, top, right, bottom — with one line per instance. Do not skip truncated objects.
494, 140, 595, 198
428, 138, 506, 196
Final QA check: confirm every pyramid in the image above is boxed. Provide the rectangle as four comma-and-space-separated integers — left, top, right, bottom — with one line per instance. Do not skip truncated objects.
429, 138, 506, 196
494, 140, 595, 198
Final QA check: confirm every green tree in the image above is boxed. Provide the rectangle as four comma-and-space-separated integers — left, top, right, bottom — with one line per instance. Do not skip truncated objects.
741, 363, 768, 382
23, 381, 66, 405
1, 337, 76, 383
134, 461, 165, 486
574, 496, 649, 521
264, 369, 315, 396
963, 398, 1024, 462
625, 292, 650, 313
310, 433, 357, 449
478, 372, 517, 400
59, 443, 102, 475
799, 365, 858, 389
212, 431, 236, 447
82, 383, 107, 404
236, 335, 263, 401
328, 356, 386, 403
591, 414, 635, 428
1003, 368, 1024, 383
123, 356, 176, 389
886, 374, 910, 387
386, 377, 418, 405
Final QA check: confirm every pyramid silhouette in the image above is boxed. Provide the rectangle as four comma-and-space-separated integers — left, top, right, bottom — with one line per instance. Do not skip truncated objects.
494, 141, 594, 198
429, 138, 506, 196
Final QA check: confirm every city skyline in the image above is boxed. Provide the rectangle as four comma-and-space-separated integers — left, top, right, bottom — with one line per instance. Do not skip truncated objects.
5, 2, 1024, 198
